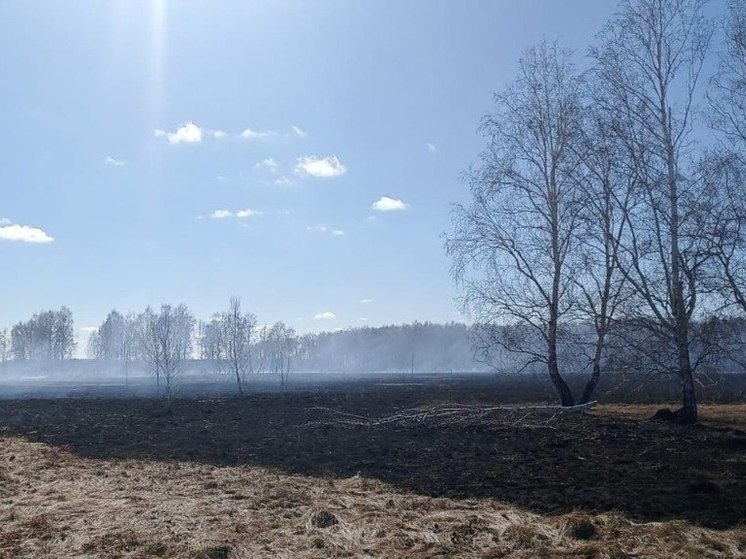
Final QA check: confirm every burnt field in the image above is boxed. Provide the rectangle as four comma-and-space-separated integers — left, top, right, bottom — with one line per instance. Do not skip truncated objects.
0, 381, 744, 558
1, 369, 745, 402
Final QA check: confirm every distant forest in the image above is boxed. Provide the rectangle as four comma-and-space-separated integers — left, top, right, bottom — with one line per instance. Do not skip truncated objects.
4, 305, 746, 384
0, 305, 486, 377
292, 322, 482, 372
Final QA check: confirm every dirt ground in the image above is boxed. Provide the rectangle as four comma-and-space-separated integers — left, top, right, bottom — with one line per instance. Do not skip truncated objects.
0, 385, 744, 558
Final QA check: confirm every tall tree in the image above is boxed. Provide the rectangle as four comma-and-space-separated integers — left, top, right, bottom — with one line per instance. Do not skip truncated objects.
592, 0, 712, 424
710, 0, 746, 145
573, 113, 631, 403
446, 42, 586, 406
706, 1, 746, 316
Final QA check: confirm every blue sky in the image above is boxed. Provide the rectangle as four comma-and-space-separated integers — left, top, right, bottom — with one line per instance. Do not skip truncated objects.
0, 0, 623, 346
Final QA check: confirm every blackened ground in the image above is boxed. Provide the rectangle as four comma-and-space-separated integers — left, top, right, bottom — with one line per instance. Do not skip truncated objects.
1, 370, 744, 402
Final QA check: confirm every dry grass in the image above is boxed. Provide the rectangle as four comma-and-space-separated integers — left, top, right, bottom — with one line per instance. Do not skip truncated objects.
0, 433, 744, 558
595, 403, 746, 429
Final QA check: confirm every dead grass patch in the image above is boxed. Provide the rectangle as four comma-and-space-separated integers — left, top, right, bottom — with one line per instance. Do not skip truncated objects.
596, 403, 746, 429
0, 435, 741, 558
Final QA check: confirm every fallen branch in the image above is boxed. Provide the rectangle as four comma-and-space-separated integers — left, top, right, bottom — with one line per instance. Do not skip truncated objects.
303, 401, 597, 430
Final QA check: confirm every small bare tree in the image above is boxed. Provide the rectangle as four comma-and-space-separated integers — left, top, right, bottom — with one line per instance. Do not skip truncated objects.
446, 42, 586, 406
138, 307, 162, 388
153, 304, 194, 403
138, 304, 194, 402
224, 297, 257, 395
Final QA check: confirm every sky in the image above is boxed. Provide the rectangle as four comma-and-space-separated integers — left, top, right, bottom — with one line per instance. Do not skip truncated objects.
1, 0, 633, 350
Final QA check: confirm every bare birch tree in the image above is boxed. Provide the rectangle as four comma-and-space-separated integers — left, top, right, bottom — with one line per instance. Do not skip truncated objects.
706, 1, 746, 315
592, 0, 712, 424
153, 304, 194, 403
710, 0, 746, 145
224, 297, 257, 395
573, 114, 631, 403
138, 307, 162, 388
446, 42, 586, 406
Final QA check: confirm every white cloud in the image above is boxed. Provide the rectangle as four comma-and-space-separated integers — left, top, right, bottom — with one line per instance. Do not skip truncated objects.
105, 156, 126, 167
314, 311, 336, 320
0, 223, 54, 243
426, 143, 437, 153
155, 121, 204, 144
0, 218, 11, 226
210, 208, 261, 219
366, 215, 377, 221
309, 225, 344, 237
360, 299, 372, 304
295, 155, 346, 178
236, 209, 261, 218
240, 127, 277, 139
291, 125, 307, 137
358, 317, 369, 322
274, 176, 296, 185
255, 157, 278, 171
212, 130, 227, 139
372, 196, 409, 212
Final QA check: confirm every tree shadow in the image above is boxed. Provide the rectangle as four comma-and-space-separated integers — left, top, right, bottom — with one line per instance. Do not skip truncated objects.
0, 389, 743, 530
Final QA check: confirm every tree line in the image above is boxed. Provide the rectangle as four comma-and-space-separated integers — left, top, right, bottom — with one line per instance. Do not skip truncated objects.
0, 307, 75, 362
88, 308, 486, 384
4, 297, 746, 408
84, 298, 294, 401
0, 300, 489, 398
447, 0, 746, 423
